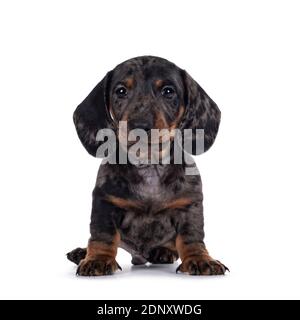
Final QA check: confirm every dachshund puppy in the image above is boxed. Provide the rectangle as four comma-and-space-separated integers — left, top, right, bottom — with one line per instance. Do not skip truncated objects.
67, 56, 228, 276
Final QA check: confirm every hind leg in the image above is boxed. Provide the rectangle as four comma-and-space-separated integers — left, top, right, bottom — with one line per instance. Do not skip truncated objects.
67, 247, 87, 265
148, 241, 179, 264
131, 255, 147, 265
148, 247, 178, 264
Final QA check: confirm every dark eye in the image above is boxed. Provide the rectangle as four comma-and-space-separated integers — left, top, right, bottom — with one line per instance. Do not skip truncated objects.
115, 86, 128, 97
161, 86, 176, 98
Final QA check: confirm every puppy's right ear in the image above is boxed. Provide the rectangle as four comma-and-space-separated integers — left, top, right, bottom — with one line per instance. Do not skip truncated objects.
73, 71, 113, 156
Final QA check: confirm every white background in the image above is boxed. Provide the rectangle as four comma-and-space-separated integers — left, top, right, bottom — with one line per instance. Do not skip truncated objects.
0, 0, 299, 299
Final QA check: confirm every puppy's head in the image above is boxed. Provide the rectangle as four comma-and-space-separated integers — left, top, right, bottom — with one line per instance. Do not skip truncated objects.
73, 56, 221, 157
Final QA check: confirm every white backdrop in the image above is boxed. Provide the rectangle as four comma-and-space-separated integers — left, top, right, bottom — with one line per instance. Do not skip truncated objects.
0, 0, 299, 299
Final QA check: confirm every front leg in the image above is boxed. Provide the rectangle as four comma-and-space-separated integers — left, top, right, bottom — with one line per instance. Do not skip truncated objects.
76, 187, 122, 276
175, 236, 228, 275
175, 203, 228, 275
77, 236, 121, 276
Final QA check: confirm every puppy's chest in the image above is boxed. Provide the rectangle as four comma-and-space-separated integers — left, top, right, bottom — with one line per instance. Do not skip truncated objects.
117, 166, 184, 256
131, 165, 169, 201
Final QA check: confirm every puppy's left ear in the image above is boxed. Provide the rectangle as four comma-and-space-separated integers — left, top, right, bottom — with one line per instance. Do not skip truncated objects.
73, 71, 113, 157
180, 70, 221, 155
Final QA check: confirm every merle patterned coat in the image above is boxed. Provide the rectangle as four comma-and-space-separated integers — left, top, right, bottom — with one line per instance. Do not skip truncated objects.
67, 56, 228, 276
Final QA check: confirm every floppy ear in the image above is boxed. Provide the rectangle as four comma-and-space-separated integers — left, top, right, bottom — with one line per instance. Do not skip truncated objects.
73, 71, 113, 156
180, 70, 221, 155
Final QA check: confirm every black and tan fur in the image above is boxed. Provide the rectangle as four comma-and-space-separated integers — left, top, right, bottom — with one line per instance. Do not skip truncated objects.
67, 56, 228, 276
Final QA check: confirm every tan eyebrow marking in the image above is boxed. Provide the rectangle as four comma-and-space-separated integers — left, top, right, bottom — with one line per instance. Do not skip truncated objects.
155, 79, 163, 88
124, 77, 134, 89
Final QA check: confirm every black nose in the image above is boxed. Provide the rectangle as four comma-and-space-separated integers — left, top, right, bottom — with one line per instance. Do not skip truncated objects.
128, 118, 153, 132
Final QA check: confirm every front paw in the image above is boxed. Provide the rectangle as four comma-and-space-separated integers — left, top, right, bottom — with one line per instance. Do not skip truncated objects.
76, 256, 122, 276
176, 256, 229, 275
